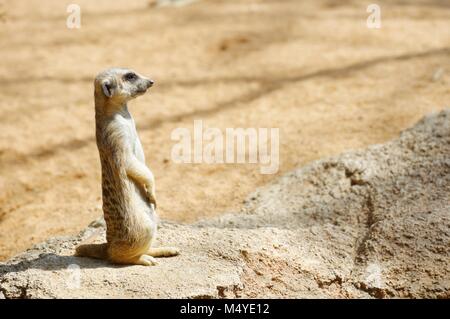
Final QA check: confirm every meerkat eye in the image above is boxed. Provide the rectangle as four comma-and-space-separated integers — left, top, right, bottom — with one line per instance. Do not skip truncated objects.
124, 72, 137, 81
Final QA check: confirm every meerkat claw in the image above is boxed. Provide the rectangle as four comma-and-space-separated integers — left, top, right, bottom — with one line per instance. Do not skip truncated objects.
147, 192, 157, 209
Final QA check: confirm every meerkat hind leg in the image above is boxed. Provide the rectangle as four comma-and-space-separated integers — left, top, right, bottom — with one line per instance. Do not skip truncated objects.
147, 247, 180, 257
135, 254, 158, 266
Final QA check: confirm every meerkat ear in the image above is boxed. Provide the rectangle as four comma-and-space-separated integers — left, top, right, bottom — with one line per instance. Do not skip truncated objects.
101, 78, 116, 98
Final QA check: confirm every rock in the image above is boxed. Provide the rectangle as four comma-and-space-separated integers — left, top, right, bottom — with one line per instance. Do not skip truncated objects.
0, 110, 449, 298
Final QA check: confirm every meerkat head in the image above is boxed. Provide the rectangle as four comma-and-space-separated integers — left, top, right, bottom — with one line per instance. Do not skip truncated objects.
94, 68, 154, 107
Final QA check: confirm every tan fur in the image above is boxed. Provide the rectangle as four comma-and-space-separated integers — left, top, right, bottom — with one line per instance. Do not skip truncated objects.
75, 68, 179, 266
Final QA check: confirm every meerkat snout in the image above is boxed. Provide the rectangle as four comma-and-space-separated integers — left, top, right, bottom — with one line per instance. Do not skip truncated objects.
137, 78, 154, 94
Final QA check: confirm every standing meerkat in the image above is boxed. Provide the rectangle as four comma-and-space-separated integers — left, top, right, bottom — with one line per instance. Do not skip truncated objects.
76, 67, 179, 266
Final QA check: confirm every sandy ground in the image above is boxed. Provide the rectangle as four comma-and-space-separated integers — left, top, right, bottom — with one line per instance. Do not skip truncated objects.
0, 0, 449, 260
2, 110, 449, 298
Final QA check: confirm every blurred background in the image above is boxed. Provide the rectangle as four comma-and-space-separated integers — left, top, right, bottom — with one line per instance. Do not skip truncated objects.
0, 0, 449, 260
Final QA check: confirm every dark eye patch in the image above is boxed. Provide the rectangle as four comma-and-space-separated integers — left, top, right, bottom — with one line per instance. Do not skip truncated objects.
124, 72, 137, 81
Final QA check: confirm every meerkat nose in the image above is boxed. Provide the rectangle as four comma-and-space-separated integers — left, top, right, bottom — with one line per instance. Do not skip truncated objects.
147, 79, 154, 88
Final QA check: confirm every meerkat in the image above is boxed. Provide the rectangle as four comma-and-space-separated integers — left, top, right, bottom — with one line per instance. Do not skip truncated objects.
75, 68, 179, 266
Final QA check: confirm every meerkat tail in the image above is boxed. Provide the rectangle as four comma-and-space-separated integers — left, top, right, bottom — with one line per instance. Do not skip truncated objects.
75, 243, 108, 259
147, 247, 180, 257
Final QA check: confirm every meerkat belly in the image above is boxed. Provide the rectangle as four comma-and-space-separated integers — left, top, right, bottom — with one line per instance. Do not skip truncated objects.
102, 175, 156, 248
125, 180, 157, 248
129, 128, 156, 233
134, 138, 146, 162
